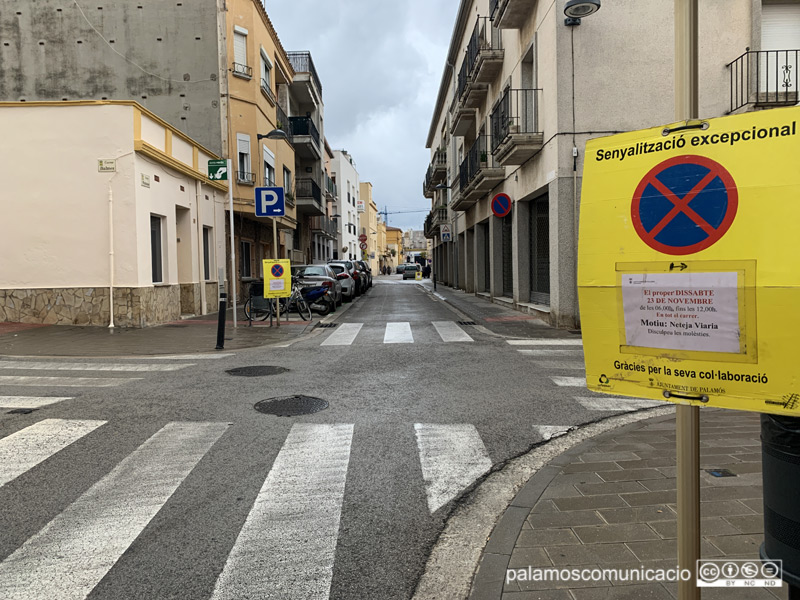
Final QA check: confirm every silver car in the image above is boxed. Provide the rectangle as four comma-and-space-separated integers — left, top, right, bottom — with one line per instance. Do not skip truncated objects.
328, 263, 356, 302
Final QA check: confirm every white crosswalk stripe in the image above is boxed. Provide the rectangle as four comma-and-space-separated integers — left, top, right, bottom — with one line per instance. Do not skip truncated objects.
0, 396, 73, 409
384, 322, 414, 344
0, 375, 142, 387
320, 323, 363, 346
0, 360, 192, 372
0, 419, 106, 488
550, 376, 587, 387
517, 349, 583, 357
0, 422, 228, 600
432, 321, 473, 342
528, 360, 585, 370
414, 423, 492, 514
575, 397, 665, 411
211, 423, 353, 600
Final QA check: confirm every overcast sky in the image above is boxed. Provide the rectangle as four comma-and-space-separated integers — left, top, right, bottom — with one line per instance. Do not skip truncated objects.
266, 1, 458, 232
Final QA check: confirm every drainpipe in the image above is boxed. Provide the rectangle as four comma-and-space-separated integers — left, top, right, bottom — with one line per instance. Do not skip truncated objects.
196, 180, 207, 315
108, 183, 115, 328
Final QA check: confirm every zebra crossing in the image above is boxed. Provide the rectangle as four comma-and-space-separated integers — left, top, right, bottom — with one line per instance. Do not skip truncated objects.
318, 320, 475, 346
0, 419, 563, 600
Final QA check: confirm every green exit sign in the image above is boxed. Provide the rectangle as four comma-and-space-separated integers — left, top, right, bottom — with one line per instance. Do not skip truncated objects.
208, 159, 228, 181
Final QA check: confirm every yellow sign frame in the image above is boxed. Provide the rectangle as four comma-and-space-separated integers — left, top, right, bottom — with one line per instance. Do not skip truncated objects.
262, 259, 292, 299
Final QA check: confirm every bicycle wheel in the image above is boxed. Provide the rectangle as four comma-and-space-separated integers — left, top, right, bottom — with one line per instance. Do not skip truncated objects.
256, 300, 272, 321
243, 299, 252, 320
296, 296, 312, 321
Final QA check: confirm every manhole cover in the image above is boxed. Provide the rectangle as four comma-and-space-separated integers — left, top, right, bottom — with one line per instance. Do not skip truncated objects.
317, 323, 337, 328
458, 321, 476, 325
226, 366, 289, 377
254, 395, 329, 417
7, 408, 36, 415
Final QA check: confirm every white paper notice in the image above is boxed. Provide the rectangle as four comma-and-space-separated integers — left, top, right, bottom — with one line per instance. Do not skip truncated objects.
269, 279, 285, 291
621, 272, 740, 353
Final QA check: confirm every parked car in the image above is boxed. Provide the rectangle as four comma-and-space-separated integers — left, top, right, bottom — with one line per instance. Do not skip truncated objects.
402, 263, 421, 280
396, 264, 407, 274
328, 260, 362, 297
328, 263, 356, 302
355, 260, 373, 288
291, 264, 343, 307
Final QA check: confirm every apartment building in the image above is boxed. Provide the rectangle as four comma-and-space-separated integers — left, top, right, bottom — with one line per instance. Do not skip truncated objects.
0, 1, 330, 303
329, 150, 361, 260
312, 139, 340, 265
359, 182, 380, 272
386, 226, 404, 272
424, 0, 784, 328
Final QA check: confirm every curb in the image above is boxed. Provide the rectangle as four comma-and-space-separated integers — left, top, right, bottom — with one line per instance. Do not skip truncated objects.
412, 406, 676, 600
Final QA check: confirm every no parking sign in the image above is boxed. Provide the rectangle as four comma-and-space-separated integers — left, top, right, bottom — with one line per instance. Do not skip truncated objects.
578, 107, 800, 416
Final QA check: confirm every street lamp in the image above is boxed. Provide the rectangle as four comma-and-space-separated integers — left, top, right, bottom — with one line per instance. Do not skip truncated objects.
257, 128, 289, 141
564, 0, 600, 25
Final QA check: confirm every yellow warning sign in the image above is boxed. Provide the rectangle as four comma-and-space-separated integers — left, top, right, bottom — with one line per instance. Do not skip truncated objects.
579, 106, 800, 416
262, 259, 291, 299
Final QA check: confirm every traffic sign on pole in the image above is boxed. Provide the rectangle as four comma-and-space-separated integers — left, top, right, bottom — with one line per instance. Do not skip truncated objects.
263, 259, 291, 298
358, 234, 368, 243
578, 106, 800, 417
208, 159, 228, 181
440, 224, 452, 242
359, 242, 368, 250
255, 187, 285, 217
491, 193, 512, 218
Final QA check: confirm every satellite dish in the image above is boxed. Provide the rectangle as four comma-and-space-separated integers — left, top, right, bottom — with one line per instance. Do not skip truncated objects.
342, 246, 348, 253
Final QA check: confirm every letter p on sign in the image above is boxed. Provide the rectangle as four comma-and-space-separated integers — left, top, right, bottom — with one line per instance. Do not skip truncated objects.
255, 187, 285, 217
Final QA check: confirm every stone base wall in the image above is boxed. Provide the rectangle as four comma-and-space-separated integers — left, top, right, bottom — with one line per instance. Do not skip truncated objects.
205, 282, 219, 313
180, 283, 201, 316
0, 286, 182, 328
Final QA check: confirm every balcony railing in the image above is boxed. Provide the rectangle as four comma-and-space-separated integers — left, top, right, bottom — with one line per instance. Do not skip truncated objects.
459, 135, 496, 191
288, 51, 322, 94
728, 49, 800, 113
489, 0, 499, 19
289, 116, 320, 147
310, 215, 338, 238
295, 178, 322, 203
325, 173, 337, 199
260, 78, 276, 104
466, 17, 502, 74
237, 170, 255, 185
490, 88, 541, 152
232, 62, 252, 79
276, 103, 292, 141
423, 148, 448, 194
456, 58, 469, 101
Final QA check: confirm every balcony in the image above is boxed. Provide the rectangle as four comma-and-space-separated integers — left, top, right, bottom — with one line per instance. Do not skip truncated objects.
289, 116, 321, 160
237, 170, 255, 185
490, 88, 544, 166
288, 51, 322, 105
467, 17, 504, 86
310, 215, 338, 239
260, 78, 276, 105
294, 177, 324, 215
728, 49, 800, 113
422, 148, 448, 197
424, 206, 449, 239
489, 0, 529, 29
276, 104, 292, 141
452, 135, 505, 211
324, 173, 337, 202
424, 212, 435, 239
232, 62, 252, 80
288, 52, 322, 94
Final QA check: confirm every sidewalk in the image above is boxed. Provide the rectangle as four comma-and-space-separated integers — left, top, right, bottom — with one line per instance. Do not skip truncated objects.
0, 307, 314, 357
415, 282, 783, 600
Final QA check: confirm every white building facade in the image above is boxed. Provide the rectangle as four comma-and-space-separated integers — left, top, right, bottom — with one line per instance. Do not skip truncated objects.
329, 150, 361, 261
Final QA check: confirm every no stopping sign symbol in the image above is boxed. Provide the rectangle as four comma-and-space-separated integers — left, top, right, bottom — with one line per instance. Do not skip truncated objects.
631, 155, 737, 255
271, 264, 284, 278
492, 193, 512, 218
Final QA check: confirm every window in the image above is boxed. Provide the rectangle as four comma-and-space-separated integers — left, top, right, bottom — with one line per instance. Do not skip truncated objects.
263, 145, 275, 186
150, 215, 163, 283
233, 30, 247, 66
237, 134, 251, 182
240, 240, 252, 278
260, 49, 272, 91
203, 227, 212, 280
283, 166, 292, 193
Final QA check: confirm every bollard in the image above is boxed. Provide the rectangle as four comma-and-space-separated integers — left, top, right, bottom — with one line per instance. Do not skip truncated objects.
760, 413, 800, 596
215, 292, 227, 350
433, 274, 437, 291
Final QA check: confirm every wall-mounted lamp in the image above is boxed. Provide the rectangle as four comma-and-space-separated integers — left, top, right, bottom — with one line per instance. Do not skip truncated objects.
434, 183, 452, 190
257, 128, 289, 141
564, 0, 600, 25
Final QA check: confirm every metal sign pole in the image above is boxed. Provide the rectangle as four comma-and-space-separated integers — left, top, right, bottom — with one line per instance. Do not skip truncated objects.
675, 1, 701, 598
227, 158, 237, 328
274, 217, 280, 328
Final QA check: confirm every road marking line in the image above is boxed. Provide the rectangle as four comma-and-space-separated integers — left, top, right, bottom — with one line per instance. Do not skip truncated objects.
0, 419, 106, 488
534, 425, 573, 441
507, 339, 583, 346
550, 376, 587, 387
211, 423, 353, 600
432, 321, 474, 343
575, 397, 665, 411
137, 353, 235, 360
0, 422, 227, 600
0, 396, 73, 409
414, 424, 492, 514
320, 323, 363, 346
433, 292, 447, 301
384, 322, 413, 344
0, 376, 142, 387
0, 361, 192, 372
528, 360, 585, 370
517, 349, 583, 357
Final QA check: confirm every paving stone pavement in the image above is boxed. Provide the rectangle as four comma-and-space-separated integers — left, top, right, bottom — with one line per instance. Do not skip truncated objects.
468, 409, 789, 600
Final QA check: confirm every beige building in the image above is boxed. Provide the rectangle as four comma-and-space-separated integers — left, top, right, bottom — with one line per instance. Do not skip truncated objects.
0, 101, 227, 327
386, 226, 403, 271
377, 219, 389, 273
424, 0, 782, 328
359, 182, 380, 272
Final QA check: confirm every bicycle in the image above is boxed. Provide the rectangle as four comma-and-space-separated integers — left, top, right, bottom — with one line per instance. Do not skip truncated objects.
282, 277, 312, 322
243, 282, 275, 322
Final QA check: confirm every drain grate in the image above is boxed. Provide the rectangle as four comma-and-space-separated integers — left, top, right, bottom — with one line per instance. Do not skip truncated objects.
226, 366, 289, 377
254, 395, 329, 417
7, 408, 36, 415
458, 321, 477, 326
317, 323, 337, 328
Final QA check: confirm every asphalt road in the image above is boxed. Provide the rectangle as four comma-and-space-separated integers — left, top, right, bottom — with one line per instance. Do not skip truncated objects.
0, 278, 648, 600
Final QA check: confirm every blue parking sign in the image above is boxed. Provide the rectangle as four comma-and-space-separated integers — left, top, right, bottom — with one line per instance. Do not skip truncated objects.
255, 187, 285, 217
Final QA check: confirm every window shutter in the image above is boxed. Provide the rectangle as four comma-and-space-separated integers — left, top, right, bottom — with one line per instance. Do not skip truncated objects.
762, 4, 800, 50
234, 32, 247, 65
